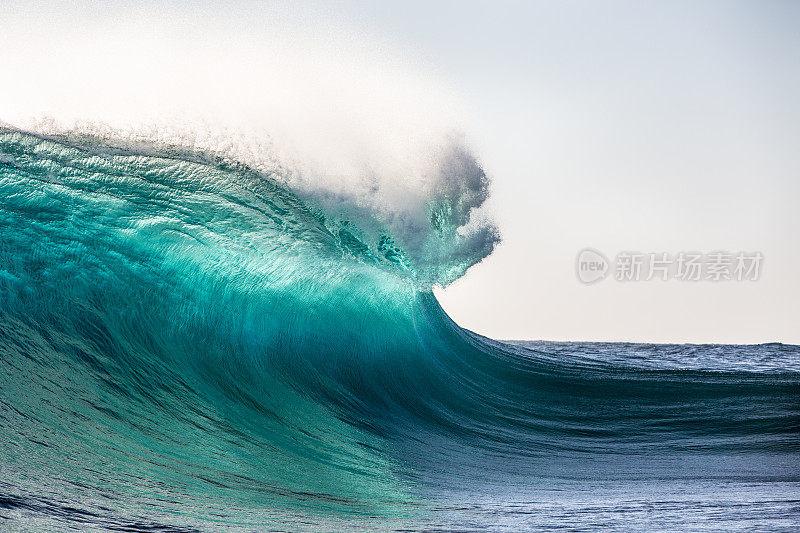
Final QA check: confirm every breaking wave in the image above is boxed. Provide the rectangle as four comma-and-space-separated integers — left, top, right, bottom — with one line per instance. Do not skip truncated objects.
0, 128, 797, 531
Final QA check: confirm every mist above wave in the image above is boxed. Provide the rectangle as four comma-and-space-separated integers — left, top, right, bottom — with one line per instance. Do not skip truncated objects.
0, 5, 498, 285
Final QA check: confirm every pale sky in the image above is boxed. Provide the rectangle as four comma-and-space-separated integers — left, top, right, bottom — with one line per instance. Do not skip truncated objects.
2, 1, 798, 343
337, 1, 800, 344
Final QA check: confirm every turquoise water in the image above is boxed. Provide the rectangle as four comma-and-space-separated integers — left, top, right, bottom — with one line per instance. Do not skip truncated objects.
0, 128, 798, 531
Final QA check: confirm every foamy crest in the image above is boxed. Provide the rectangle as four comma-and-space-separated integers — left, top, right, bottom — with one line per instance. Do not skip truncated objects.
0, 2, 498, 284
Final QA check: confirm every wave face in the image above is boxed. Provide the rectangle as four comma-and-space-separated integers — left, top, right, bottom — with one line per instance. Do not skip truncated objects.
0, 129, 798, 531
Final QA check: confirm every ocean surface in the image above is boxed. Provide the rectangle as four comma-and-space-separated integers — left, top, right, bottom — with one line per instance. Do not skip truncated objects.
0, 128, 798, 531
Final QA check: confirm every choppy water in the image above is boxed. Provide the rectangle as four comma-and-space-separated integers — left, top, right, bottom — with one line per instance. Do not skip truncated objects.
1, 129, 798, 531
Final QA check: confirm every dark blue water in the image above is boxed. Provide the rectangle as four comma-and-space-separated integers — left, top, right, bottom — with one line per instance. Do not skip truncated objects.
1, 129, 798, 531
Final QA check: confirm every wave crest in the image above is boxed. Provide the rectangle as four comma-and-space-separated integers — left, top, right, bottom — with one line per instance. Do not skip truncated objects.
0, 124, 499, 286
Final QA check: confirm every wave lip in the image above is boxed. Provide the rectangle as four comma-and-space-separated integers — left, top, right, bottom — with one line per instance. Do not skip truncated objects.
0, 123, 499, 287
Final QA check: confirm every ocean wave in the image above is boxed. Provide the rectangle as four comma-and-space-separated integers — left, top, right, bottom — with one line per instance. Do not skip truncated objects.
0, 128, 798, 530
